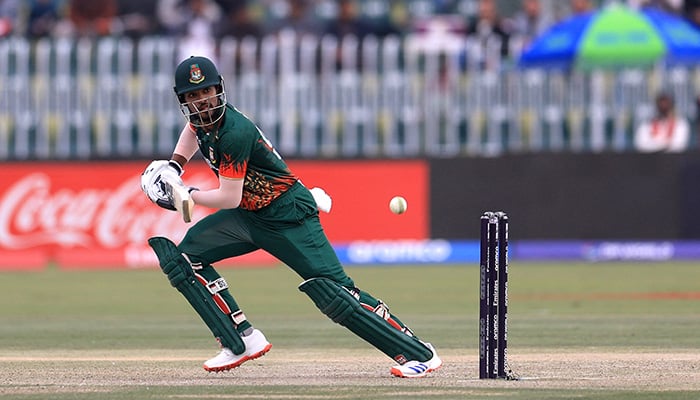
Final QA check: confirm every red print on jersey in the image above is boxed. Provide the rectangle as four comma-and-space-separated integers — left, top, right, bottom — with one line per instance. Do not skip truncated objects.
219, 154, 246, 179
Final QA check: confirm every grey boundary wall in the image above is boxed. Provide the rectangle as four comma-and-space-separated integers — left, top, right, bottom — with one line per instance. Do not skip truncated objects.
430, 152, 700, 240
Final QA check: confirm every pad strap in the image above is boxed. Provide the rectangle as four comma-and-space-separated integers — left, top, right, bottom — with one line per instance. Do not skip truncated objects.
203, 277, 228, 295
299, 277, 432, 364
148, 236, 245, 354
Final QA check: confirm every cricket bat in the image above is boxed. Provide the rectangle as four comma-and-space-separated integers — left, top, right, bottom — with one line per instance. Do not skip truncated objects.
161, 175, 194, 223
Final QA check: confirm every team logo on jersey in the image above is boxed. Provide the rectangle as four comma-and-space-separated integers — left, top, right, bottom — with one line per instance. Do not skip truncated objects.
189, 64, 205, 84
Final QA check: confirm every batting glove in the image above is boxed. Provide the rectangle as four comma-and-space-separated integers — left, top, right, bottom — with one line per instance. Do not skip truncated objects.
141, 160, 185, 210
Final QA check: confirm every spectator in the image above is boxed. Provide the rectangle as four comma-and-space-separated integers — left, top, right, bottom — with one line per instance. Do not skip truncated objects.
465, 0, 511, 66
634, 91, 691, 153
114, 0, 160, 39
214, 0, 263, 41
684, 0, 700, 28
266, 0, 322, 38
637, 0, 683, 13
430, 0, 459, 14
0, 0, 20, 37
157, 0, 222, 61
369, 1, 405, 37
323, 0, 373, 40
569, 0, 594, 15
509, 0, 553, 47
157, 0, 221, 36
320, 0, 376, 71
64, 0, 118, 37
25, 0, 62, 39
696, 95, 700, 142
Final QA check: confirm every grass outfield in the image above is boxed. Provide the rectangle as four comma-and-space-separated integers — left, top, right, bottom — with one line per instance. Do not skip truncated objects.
1, 262, 699, 399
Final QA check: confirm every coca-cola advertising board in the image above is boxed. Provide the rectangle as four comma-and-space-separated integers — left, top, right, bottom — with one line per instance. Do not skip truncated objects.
0, 161, 428, 270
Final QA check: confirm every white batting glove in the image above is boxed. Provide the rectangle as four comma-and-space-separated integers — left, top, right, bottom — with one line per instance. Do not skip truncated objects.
310, 187, 332, 213
141, 160, 184, 209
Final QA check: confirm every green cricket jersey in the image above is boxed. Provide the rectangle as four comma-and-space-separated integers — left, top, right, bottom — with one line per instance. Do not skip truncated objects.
193, 105, 298, 211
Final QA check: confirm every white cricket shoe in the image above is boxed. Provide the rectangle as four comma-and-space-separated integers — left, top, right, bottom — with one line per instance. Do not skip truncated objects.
390, 342, 442, 378
203, 329, 272, 372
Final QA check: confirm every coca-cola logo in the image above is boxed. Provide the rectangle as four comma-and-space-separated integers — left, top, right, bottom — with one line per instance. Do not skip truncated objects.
0, 172, 211, 250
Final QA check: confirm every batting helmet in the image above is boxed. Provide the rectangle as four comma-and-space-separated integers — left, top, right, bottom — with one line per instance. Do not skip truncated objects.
173, 56, 227, 127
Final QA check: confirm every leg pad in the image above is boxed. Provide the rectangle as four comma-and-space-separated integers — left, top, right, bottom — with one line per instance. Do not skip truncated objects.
299, 277, 432, 364
149, 236, 245, 354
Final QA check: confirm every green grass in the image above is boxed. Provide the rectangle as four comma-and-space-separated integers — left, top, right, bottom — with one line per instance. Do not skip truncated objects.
1, 262, 700, 399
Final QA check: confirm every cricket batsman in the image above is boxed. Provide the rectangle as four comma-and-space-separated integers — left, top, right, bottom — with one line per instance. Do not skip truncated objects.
140, 56, 441, 377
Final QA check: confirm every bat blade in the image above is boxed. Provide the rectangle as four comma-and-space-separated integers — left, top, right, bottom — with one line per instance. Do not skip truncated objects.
162, 176, 194, 223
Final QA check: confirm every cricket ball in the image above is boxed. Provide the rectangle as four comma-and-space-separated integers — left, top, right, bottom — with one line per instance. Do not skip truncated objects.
389, 196, 407, 214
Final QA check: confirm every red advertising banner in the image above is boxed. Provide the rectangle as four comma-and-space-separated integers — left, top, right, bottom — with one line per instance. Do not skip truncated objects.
289, 160, 429, 242
0, 161, 428, 270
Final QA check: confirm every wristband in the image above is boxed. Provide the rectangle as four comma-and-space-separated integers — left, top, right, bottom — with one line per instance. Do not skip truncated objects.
168, 160, 184, 176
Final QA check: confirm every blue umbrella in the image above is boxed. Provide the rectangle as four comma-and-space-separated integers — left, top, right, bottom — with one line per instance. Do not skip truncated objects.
519, 3, 700, 70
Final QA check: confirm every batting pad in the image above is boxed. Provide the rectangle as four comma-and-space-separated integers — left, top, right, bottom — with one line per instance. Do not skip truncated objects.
299, 277, 432, 364
148, 237, 245, 354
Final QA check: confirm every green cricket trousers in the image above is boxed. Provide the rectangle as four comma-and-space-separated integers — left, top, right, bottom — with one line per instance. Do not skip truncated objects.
179, 180, 355, 287
175, 180, 422, 359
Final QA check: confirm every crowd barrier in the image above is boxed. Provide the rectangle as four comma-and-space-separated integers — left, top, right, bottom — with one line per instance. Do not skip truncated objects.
0, 34, 698, 161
